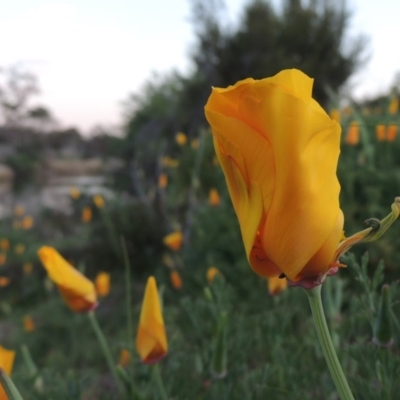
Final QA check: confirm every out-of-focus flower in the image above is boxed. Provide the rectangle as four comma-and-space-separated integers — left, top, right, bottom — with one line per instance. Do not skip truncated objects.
376, 124, 386, 141
267, 276, 288, 295
329, 109, 341, 123
23, 263, 34, 275
23, 315, 35, 332
345, 121, 360, 145
0, 277, 10, 287
191, 138, 200, 149
170, 270, 183, 290
93, 195, 105, 208
0, 254, 6, 266
160, 156, 179, 168
0, 345, 15, 399
205, 69, 343, 282
158, 173, 168, 189
209, 188, 221, 206
389, 97, 398, 115
70, 187, 81, 199
162, 254, 175, 269
136, 276, 168, 364
15, 244, 25, 255
163, 231, 183, 251
82, 207, 92, 223
21, 216, 34, 230
95, 272, 111, 297
38, 246, 98, 312
207, 267, 223, 283
387, 124, 398, 142
0, 239, 9, 251
14, 205, 24, 216
175, 132, 187, 146
118, 348, 131, 367
342, 106, 352, 116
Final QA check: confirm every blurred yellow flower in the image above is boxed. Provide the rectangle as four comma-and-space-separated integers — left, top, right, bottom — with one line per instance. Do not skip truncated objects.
14, 244, 25, 255
387, 124, 398, 142
70, 187, 81, 199
0, 254, 6, 266
376, 124, 386, 141
118, 348, 131, 367
0, 345, 15, 400
0, 239, 9, 251
175, 132, 187, 145
23, 315, 35, 332
0, 277, 10, 287
170, 270, 183, 290
208, 188, 221, 206
345, 121, 359, 145
207, 267, 222, 283
93, 195, 105, 208
389, 97, 398, 115
21, 215, 34, 230
136, 276, 168, 364
329, 109, 341, 123
158, 173, 168, 189
14, 205, 25, 216
267, 276, 288, 295
82, 207, 92, 223
38, 246, 98, 312
95, 272, 111, 297
23, 263, 34, 275
163, 231, 183, 251
191, 138, 200, 149
205, 69, 343, 282
161, 156, 179, 168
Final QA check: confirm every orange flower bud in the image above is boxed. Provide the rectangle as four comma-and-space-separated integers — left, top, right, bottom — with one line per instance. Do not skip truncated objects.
95, 272, 111, 297
170, 270, 183, 290
376, 124, 386, 141
345, 121, 359, 145
163, 231, 183, 251
387, 124, 398, 142
208, 188, 221, 206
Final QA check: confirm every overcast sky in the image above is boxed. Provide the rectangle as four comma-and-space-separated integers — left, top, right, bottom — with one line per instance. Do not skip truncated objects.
1, 0, 399, 134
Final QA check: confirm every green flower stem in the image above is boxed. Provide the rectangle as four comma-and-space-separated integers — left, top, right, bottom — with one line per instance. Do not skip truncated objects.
0, 369, 24, 400
305, 285, 354, 400
152, 364, 168, 400
88, 311, 125, 395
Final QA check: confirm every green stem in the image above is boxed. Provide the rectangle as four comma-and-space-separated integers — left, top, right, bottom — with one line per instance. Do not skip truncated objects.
152, 364, 168, 400
88, 311, 125, 395
0, 369, 24, 400
305, 285, 354, 400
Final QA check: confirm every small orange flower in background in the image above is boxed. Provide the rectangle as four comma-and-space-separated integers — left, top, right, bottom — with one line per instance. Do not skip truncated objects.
21, 215, 34, 230
267, 276, 288, 295
136, 276, 168, 364
14, 205, 25, 216
70, 187, 81, 199
95, 272, 111, 297
345, 121, 360, 145
329, 109, 341, 123
207, 267, 223, 283
0, 277, 10, 287
23, 315, 35, 332
38, 246, 98, 312
175, 132, 187, 146
14, 244, 25, 255
376, 124, 386, 141
158, 173, 168, 189
82, 206, 92, 223
93, 195, 105, 208
23, 263, 34, 275
170, 270, 183, 290
0, 254, 6, 266
389, 97, 398, 114
0, 345, 15, 399
118, 348, 131, 367
387, 124, 398, 142
163, 231, 183, 251
191, 138, 200, 149
208, 188, 221, 206
0, 239, 9, 251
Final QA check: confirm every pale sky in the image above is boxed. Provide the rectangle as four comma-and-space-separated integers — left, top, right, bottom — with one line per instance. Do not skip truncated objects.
1, 0, 399, 134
